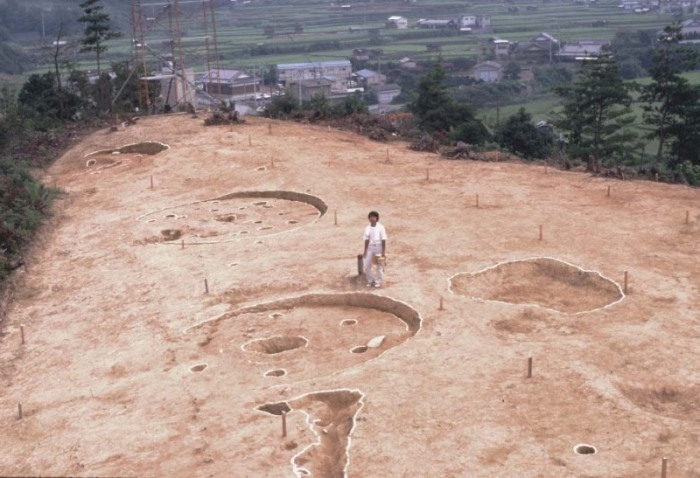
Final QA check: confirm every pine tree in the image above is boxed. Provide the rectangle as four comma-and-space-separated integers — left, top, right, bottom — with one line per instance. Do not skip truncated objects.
553, 55, 633, 172
640, 24, 699, 164
78, 0, 121, 75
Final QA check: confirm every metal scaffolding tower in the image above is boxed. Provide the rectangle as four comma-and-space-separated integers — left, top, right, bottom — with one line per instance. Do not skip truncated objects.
128, 0, 223, 113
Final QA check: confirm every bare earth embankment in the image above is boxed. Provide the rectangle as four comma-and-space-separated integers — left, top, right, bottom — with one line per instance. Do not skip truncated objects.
0, 115, 698, 477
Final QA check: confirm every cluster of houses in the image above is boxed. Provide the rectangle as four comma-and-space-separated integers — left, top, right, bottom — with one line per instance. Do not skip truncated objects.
620, 0, 700, 13
386, 14, 491, 33
195, 60, 401, 107
179, 8, 700, 109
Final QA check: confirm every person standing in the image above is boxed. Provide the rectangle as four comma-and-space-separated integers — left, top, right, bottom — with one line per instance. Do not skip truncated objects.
363, 211, 387, 288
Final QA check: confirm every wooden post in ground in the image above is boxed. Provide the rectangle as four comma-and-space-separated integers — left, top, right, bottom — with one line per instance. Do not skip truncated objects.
204, 279, 209, 295
539, 225, 543, 241
661, 457, 668, 478
527, 355, 533, 378
439, 296, 444, 310
19, 325, 24, 345
334, 209, 338, 226
281, 411, 287, 438
17, 403, 22, 419
623, 270, 629, 294
475, 194, 479, 208
248, 135, 252, 146
686, 210, 690, 225
150, 175, 154, 189
607, 185, 611, 197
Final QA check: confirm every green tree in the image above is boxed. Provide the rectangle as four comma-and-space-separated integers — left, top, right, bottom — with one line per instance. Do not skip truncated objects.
18, 73, 80, 127
553, 55, 633, 172
78, 0, 121, 75
639, 24, 699, 164
495, 108, 552, 160
503, 61, 522, 81
667, 83, 700, 166
408, 59, 489, 144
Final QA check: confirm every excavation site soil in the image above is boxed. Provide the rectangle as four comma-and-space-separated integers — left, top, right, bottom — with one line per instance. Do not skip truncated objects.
1, 115, 698, 477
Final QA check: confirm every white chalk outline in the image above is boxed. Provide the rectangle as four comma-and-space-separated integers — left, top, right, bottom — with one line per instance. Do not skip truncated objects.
241, 335, 310, 354
182, 292, 423, 385
83, 141, 171, 158
134, 191, 326, 245
254, 388, 365, 478
447, 256, 626, 316
185, 292, 421, 335
573, 443, 597, 455
189, 363, 208, 373
263, 368, 288, 377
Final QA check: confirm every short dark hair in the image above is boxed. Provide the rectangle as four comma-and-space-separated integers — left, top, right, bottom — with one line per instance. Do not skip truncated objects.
368, 211, 379, 219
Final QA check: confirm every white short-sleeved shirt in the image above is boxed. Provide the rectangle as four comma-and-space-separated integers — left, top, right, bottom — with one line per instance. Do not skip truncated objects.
364, 222, 387, 246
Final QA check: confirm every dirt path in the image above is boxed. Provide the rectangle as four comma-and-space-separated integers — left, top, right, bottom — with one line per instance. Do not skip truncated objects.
0, 114, 698, 477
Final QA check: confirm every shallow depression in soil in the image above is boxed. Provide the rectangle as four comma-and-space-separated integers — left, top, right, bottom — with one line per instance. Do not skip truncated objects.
191, 293, 421, 382
86, 141, 169, 157
449, 258, 623, 314
137, 190, 327, 244
617, 383, 700, 422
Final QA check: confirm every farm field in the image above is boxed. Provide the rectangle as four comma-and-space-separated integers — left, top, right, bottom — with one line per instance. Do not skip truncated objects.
0, 114, 698, 476
26, 0, 679, 74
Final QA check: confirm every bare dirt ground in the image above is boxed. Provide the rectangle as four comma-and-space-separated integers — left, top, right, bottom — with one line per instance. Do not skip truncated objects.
0, 114, 698, 477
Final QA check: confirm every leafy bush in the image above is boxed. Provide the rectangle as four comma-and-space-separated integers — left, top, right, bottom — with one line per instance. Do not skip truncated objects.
679, 160, 700, 185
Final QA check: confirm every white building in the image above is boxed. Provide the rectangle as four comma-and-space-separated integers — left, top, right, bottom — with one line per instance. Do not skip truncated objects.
386, 16, 408, 29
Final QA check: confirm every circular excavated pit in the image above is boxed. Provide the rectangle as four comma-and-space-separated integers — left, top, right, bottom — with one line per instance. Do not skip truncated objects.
340, 319, 357, 326
189, 293, 422, 383
256, 402, 291, 416
449, 258, 623, 314
265, 369, 287, 377
86, 141, 169, 157
216, 214, 237, 223
138, 190, 327, 245
161, 229, 182, 241
243, 336, 308, 355
190, 364, 207, 372
574, 444, 597, 455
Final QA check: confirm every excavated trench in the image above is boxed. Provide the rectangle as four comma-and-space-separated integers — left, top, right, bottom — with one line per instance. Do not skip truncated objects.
257, 389, 364, 478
